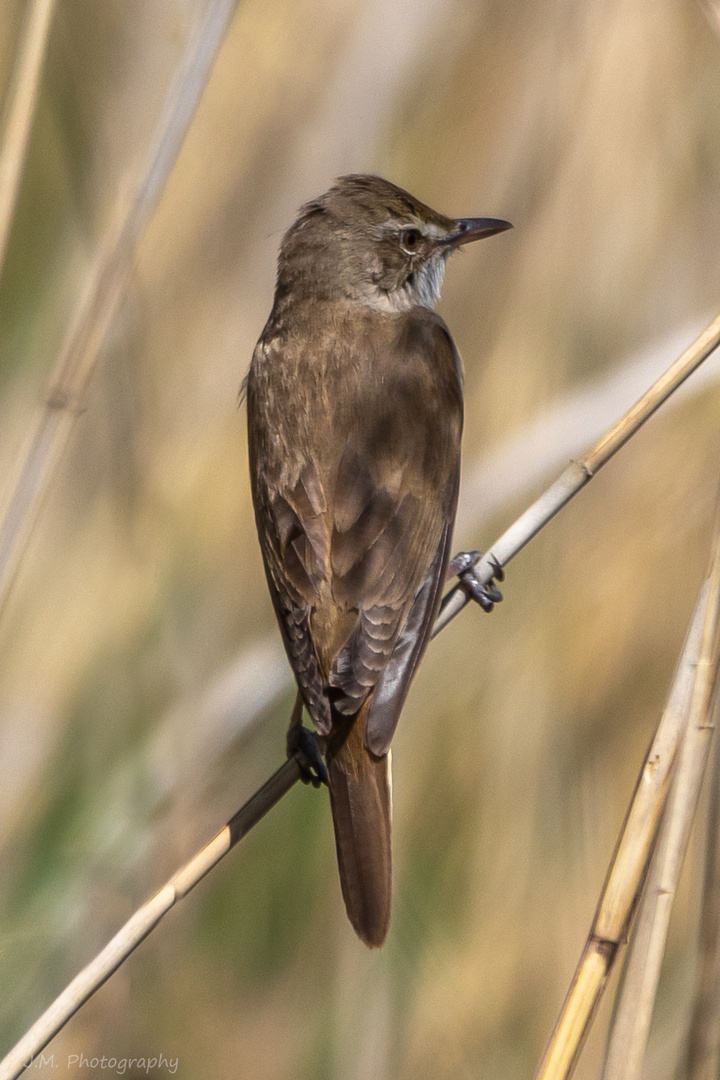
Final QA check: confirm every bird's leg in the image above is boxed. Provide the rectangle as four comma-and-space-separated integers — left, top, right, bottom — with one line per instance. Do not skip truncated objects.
286, 692, 328, 788
447, 550, 504, 612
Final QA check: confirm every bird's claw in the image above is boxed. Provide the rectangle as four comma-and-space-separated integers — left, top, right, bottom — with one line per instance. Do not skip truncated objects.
449, 549, 504, 612
488, 554, 505, 583
287, 724, 329, 788
446, 549, 481, 578
461, 574, 503, 612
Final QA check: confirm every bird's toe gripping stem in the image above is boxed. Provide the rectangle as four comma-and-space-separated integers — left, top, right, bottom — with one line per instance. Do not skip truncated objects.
447, 550, 504, 612
287, 722, 329, 788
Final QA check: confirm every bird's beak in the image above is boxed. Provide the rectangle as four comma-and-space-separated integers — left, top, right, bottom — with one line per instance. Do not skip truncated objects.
442, 217, 513, 249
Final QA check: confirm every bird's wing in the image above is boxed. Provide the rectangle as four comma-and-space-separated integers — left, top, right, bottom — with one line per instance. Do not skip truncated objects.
325, 445, 457, 721
248, 308, 462, 742
324, 311, 462, 749
251, 456, 335, 734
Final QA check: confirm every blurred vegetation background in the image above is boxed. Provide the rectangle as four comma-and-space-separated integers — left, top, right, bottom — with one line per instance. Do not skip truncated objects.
1, 0, 720, 1076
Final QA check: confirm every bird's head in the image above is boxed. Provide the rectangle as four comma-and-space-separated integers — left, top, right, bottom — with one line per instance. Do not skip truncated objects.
276, 174, 511, 313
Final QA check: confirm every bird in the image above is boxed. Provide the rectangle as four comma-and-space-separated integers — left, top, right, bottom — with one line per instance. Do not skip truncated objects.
244, 174, 511, 947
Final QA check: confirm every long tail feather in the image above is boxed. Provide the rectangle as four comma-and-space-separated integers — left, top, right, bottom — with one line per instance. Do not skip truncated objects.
326, 707, 392, 948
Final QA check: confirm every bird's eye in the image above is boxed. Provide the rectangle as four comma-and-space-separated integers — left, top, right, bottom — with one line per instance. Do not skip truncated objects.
400, 228, 421, 254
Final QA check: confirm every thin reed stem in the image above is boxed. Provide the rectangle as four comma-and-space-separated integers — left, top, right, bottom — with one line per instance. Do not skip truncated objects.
534, 499, 720, 1080
599, 498, 720, 1080
685, 660, 720, 1079
0, 0, 241, 618
0, 0, 56, 277
435, 312, 720, 635
0, 759, 301, 1080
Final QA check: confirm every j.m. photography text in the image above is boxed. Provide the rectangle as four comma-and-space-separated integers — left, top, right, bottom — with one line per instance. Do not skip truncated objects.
26, 1052, 179, 1075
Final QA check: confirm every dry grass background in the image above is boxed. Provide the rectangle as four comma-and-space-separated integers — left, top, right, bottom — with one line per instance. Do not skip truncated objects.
1, 0, 720, 1077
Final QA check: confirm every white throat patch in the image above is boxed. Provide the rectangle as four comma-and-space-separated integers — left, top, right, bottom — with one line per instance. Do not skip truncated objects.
361, 254, 448, 313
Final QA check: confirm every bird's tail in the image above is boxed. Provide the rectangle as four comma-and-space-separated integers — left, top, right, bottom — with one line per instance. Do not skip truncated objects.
326, 704, 392, 948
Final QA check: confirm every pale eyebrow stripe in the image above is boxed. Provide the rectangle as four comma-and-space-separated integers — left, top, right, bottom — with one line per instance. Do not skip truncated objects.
374, 219, 446, 240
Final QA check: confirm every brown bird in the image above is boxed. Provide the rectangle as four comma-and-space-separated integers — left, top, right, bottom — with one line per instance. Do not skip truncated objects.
245, 175, 510, 947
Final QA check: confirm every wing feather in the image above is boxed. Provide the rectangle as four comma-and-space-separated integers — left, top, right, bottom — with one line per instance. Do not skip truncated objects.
247, 305, 463, 742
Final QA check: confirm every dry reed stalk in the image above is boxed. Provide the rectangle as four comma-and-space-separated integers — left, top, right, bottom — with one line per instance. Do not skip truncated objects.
0, 0, 241, 617
600, 499, 720, 1080
534, 506, 720, 1080
0, 0, 56, 277
685, 678, 720, 1079
0, 758, 300, 1080
435, 312, 720, 635
699, 0, 720, 44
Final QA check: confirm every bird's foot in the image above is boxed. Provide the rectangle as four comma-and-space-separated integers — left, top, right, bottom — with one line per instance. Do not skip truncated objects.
287, 724, 328, 788
447, 550, 504, 612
